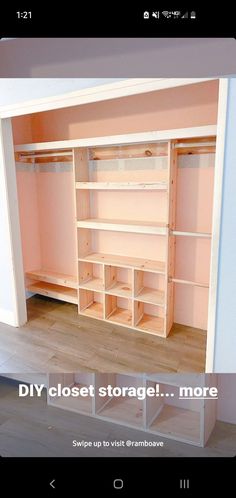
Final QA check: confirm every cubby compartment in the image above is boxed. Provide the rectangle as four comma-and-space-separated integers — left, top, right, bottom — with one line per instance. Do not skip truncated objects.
134, 270, 165, 306
134, 301, 165, 336
105, 265, 132, 298
105, 295, 132, 327
79, 261, 104, 291
146, 381, 202, 444
48, 373, 94, 415
95, 374, 145, 428
79, 289, 104, 320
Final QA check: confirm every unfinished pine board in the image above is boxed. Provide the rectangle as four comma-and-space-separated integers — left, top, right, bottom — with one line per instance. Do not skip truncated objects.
77, 218, 168, 235
49, 384, 93, 415
171, 278, 209, 288
27, 281, 78, 304
107, 308, 132, 326
135, 288, 165, 306
79, 278, 104, 292
80, 302, 103, 320
106, 281, 132, 298
136, 314, 165, 336
89, 142, 168, 160
26, 270, 78, 289
149, 405, 201, 444
76, 181, 167, 190
98, 397, 144, 428
79, 253, 165, 274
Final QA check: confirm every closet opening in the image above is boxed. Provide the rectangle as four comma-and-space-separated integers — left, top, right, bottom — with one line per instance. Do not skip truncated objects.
14, 134, 216, 340
9, 78, 224, 372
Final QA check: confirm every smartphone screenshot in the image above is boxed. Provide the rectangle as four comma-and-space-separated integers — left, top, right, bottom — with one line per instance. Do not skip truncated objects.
0, 5, 235, 495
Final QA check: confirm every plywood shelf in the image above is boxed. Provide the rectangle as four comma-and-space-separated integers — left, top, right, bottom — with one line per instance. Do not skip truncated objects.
27, 281, 78, 304
136, 314, 165, 336
80, 302, 103, 320
135, 287, 165, 306
76, 181, 167, 190
26, 270, 77, 289
107, 307, 132, 327
98, 397, 144, 428
149, 405, 201, 444
79, 253, 165, 274
106, 281, 132, 298
77, 218, 168, 235
79, 277, 104, 292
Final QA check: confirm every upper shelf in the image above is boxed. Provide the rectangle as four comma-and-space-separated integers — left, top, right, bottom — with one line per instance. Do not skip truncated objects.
77, 218, 168, 235
75, 182, 167, 191
78, 252, 165, 274
14, 126, 217, 152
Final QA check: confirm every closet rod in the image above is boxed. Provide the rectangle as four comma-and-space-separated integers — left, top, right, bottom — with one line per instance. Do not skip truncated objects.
174, 141, 216, 148
171, 230, 211, 238
170, 278, 209, 288
19, 151, 73, 159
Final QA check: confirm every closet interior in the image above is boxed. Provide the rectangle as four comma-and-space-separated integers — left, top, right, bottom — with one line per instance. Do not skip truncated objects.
15, 131, 216, 338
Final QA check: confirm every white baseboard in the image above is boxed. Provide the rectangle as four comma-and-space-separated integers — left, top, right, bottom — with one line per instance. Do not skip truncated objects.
0, 308, 17, 326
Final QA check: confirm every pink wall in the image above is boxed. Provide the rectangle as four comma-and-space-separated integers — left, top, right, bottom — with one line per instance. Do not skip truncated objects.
16, 170, 42, 272
22, 80, 218, 143
36, 171, 77, 276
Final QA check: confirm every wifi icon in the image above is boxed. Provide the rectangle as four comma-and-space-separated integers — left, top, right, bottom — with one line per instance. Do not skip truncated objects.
162, 11, 171, 18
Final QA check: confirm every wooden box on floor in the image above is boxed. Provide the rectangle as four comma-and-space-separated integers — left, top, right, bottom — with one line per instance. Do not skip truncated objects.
47, 373, 217, 447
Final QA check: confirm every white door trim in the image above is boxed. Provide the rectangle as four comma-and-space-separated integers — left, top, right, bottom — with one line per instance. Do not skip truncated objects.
205, 78, 229, 372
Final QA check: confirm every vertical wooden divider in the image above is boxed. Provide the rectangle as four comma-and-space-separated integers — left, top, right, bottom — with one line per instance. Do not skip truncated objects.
165, 141, 177, 336
73, 148, 90, 312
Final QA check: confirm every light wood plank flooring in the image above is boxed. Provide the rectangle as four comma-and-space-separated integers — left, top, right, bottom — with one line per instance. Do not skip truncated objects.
0, 379, 235, 457
0, 296, 206, 373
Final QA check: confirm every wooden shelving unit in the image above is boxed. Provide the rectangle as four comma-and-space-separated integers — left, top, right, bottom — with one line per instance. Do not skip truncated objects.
47, 373, 217, 447
74, 141, 170, 337
19, 130, 215, 339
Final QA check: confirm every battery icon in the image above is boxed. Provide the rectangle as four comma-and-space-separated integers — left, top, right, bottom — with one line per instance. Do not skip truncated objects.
190, 11, 196, 19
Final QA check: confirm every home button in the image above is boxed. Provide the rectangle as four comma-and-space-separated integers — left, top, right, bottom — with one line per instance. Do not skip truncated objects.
113, 478, 124, 490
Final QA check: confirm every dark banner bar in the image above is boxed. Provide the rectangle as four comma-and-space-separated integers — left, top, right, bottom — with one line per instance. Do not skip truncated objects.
0, 5, 236, 38
0, 457, 235, 494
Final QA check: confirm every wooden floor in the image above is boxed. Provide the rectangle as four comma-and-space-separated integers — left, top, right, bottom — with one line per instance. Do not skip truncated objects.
0, 379, 235, 457
0, 296, 206, 374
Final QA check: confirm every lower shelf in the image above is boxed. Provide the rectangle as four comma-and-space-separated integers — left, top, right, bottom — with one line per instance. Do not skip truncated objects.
107, 307, 132, 326
149, 405, 201, 444
26, 269, 77, 289
27, 281, 78, 305
50, 383, 93, 415
136, 314, 165, 336
135, 287, 165, 306
80, 302, 103, 320
98, 397, 144, 428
